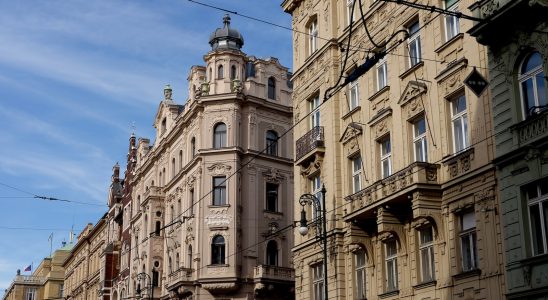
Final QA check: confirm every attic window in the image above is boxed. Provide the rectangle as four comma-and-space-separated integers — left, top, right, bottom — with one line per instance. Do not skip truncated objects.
161, 118, 167, 134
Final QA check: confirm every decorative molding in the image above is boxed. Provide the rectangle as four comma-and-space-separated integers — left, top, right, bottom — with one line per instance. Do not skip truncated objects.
340, 122, 363, 144
207, 163, 232, 175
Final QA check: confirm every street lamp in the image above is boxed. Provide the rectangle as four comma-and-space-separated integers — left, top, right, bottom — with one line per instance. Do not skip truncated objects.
298, 184, 328, 300
135, 272, 153, 300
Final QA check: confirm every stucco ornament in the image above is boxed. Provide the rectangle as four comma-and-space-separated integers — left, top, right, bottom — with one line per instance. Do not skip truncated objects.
205, 213, 232, 227
529, 0, 548, 7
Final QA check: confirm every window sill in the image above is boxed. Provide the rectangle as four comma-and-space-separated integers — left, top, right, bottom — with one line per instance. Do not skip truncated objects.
441, 147, 474, 165
207, 264, 229, 268
342, 106, 361, 120
453, 268, 481, 280
379, 290, 399, 298
208, 204, 230, 208
520, 253, 548, 265
368, 86, 390, 102
399, 61, 424, 80
413, 280, 436, 289
263, 210, 283, 216
434, 33, 464, 54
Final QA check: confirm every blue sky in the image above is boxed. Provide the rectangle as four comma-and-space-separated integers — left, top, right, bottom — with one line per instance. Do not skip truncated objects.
0, 0, 292, 291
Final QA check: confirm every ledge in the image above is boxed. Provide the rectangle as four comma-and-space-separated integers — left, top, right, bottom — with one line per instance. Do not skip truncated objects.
399, 61, 424, 80
452, 268, 481, 280
379, 290, 399, 298
342, 106, 361, 120
434, 33, 464, 54
519, 253, 548, 265
413, 280, 436, 289
368, 86, 390, 102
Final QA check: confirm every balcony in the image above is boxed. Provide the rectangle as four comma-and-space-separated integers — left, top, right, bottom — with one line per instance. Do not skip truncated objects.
296, 126, 324, 162
253, 265, 295, 282
165, 267, 194, 291
345, 162, 440, 218
514, 109, 548, 147
143, 186, 164, 202
14, 275, 45, 285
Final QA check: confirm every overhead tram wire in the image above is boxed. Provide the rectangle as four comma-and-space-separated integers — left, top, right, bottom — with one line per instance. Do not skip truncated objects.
0, 181, 106, 207
379, 0, 485, 22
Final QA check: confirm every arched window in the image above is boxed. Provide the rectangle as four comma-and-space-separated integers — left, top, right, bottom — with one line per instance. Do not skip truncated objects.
211, 235, 225, 265
266, 130, 278, 156
155, 221, 161, 236
191, 137, 196, 157
268, 77, 276, 100
355, 249, 367, 299
218, 65, 224, 79
188, 245, 193, 268
520, 51, 546, 118
266, 240, 278, 266
231, 65, 237, 80
213, 123, 227, 148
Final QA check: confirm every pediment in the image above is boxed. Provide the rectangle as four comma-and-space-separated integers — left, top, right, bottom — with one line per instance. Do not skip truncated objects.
398, 80, 428, 106
339, 122, 363, 144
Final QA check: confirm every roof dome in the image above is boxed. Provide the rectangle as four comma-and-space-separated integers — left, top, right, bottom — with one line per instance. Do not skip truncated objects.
209, 14, 244, 51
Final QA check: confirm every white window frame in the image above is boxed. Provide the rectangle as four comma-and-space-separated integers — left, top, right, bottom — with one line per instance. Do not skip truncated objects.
312, 263, 325, 300
384, 240, 398, 292
519, 51, 546, 118
419, 227, 435, 282
26, 288, 36, 300
380, 136, 392, 179
352, 156, 362, 193
349, 79, 359, 110
444, 0, 460, 41
407, 21, 422, 67
459, 211, 478, 271
527, 181, 548, 256
346, 0, 355, 26
311, 175, 322, 220
311, 95, 321, 128
376, 56, 388, 91
413, 117, 428, 162
355, 249, 367, 299
309, 19, 318, 55
451, 94, 469, 152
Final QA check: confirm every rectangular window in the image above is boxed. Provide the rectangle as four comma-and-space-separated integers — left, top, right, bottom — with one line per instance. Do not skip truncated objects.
459, 211, 477, 271
355, 250, 367, 299
352, 156, 362, 193
189, 189, 194, 216
312, 263, 325, 300
310, 95, 321, 128
444, 0, 460, 41
26, 288, 36, 300
309, 19, 318, 55
413, 117, 428, 162
407, 21, 422, 67
311, 175, 322, 220
349, 79, 359, 110
266, 183, 279, 212
385, 240, 398, 292
451, 94, 469, 152
526, 179, 548, 255
212, 176, 226, 206
380, 136, 392, 179
376, 57, 388, 91
419, 227, 435, 282
347, 0, 355, 26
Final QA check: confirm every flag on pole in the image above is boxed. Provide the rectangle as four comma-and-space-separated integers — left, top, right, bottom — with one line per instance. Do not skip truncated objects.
24, 265, 31, 272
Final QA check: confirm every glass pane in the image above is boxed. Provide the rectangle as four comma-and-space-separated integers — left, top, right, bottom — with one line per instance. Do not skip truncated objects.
461, 211, 475, 231
415, 118, 426, 136
541, 179, 548, 195
353, 157, 362, 172
522, 52, 543, 74
409, 21, 419, 35
356, 269, 365, 298
523, 79, 535, 115
537, 72, 546, 107
420, 248, 432, 281
354, 175, 361, 192
453, 95, 466, 114
461, 234, 472, 270
530, 204, 544, 255
463, 115, 469, 148
387, 260, 396, 290
382, 160, 390, 178
528, 184, 540, 199
544, 202, 548, 254
445, 0, 458, 8
420, 228, 433, 244
454, 119, 464, 151
356, 251, 366, 267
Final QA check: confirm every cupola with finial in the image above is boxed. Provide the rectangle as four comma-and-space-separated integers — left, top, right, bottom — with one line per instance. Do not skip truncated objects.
209, 14, 244, 51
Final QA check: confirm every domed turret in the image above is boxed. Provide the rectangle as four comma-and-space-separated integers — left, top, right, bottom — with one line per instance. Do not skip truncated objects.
209, 14, 244, 51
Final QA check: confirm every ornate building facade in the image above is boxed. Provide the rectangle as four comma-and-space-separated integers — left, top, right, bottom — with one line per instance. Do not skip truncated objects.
469, 0, 548, 298
124, 15, 295, 300
282, 0, 505, 299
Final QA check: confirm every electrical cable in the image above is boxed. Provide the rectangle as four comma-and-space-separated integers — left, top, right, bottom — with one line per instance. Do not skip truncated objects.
0, 181, 106, 207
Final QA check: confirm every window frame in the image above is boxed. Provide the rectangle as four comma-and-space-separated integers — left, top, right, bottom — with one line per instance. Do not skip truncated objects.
355, 249, 367, 299
407, 20, 422, 67
211, 235, 226, 265
519, 51, 546, 118
384, 239, 398, 292
266, 240, 279, 266
380, 136, 392, 179
346, 0, 355, 26
444, 0, 460, 41
310, 94, 321, 128
450, 94, 469, 153
312, 263, 325, 300
413, 116, 428, 162
217, 65, 224, 79
268, 77, 276, 100
376, 56, 388, 91
348, 78, 360, 110
418, 227, 435, 282
265, 182, 279, 212
311, 175, 322, 220
213, 122, 227, 148
212, 176, 227, 206
459, 211, 478, 272
526, 180, 548, 256
309, 19, 318, 55
352, 155, 363, 193
266, 130, 278, 156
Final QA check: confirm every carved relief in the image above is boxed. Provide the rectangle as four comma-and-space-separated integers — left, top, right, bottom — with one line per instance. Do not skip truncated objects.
207, 163, 232, 175
340, 123, 363, 144
263, 168, 286, 183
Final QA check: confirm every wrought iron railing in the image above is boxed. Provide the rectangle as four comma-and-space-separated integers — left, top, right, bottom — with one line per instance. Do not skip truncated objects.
296, 126, 324, 161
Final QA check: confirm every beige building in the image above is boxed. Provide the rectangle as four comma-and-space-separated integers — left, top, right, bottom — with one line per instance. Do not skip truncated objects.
127, 15, 295, 300
282, 0, 505, 299
2, 242, 73, 300
63, 216, 107, 300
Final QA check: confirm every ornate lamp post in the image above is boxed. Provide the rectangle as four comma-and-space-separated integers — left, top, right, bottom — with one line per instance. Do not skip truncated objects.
135, 272, 153, 300
298, 184, 328, 300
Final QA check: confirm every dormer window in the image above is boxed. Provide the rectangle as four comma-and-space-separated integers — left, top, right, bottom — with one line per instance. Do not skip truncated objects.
161, 118, 167, 134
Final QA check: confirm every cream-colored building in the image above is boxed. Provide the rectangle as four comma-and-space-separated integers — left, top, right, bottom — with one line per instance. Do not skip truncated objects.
63, 217, 107, 300
127, 15, 295, 300
282, 0, 505, 299
2, 242, 72, 300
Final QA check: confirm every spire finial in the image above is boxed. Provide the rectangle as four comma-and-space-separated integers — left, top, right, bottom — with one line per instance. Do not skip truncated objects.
223, 14, 230, 27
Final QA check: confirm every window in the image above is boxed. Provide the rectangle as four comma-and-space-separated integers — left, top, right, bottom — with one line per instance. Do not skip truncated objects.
213, 123, 227, 148
230, 65, 237, 80
266, 183, 279, 212
168, 256, 173, 273
26, 288, 36, 300
311, 175, 322, 220
310, 94, 321, 128
179, 150, 183, 170
268, 77, 276, 100
376, 56, 387, 91
218, 65, 224, 79
188, 245, 193, 268
519, 51, 546, 118
451, 94, 469, 152
161, 117, 167, 134
59, 284, 64, 297
348, 79, 359, 110
191, 137, 196, 157
419, 227, 435, 282
266, 130, 278, 156
189, 189, 194, 216
459, 211, 477, 271
385, 240, 398, 292
312, 263, 324, 300
352, 156, 362, 193
172, 158, 176, 178
308, 19, 318, 55
152, 270, 159, 287
413, 117, 428, 162
213, 176, 227, 205
526, 179, 548, 255
155, 221, 161, 236
444, 0, 460, 41
355, 249, 367, 300
170, 205, 175, 222
175, 253, 180, 269
407, 21, 422, 67
346, 0, 355, 26
266, 240, 278, 266
211, 235, 226, 264
380, 136, 392, 178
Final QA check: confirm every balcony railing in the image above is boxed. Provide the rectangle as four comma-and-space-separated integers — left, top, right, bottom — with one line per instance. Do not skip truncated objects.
14, 275, 45, 285
253, 265, 295, 281
515, 110, 548, 146
345, 162, 439, 216
296, 126, 324, 161
165, 267, 194, 290
144, 186, 164, 200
